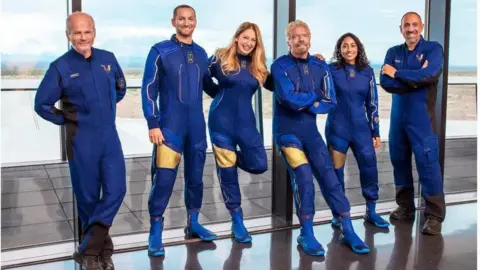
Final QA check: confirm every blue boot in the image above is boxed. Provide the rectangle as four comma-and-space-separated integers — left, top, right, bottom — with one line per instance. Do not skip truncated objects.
230, 207, 252, 243
184, 209, 217, 241
148, 216, 165, 257
297, 216, 325, 256
339, 216, 370, 254
364, 201, 390, 228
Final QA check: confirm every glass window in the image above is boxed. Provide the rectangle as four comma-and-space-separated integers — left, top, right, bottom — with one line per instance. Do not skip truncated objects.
444, 0, 477, 195
1, 0, 74, 259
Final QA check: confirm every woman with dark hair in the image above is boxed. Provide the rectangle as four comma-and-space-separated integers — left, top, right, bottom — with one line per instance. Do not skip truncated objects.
325, 33, 390, 228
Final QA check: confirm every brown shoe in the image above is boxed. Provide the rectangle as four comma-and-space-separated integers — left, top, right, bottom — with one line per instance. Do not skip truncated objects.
72, 251, 103, 270
421, 218, 442, 235
389, 206, 415, 220
100, 255, 114, 270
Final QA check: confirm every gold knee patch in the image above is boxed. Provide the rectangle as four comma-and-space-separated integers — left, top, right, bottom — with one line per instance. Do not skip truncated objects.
329, 146, 346, 169
156, 144, 181, 169
213, 144, 237, 168
282, 147, 308, 169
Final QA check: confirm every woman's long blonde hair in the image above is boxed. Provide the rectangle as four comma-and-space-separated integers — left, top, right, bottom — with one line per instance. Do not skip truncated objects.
214, 22, 268, 85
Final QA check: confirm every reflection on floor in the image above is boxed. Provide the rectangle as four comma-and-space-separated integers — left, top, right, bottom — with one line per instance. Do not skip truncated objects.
11, 203, 477, 270
1, 138, 477, 250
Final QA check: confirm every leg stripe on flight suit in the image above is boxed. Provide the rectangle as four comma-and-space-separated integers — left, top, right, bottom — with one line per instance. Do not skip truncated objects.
213, 144, 237, 168
155, 144, 181, 169
282, 146, 308, 169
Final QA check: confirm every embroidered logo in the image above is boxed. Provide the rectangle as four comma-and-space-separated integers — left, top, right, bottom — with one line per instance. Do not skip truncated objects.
187, 52, 194, 63
303, 65, 309, 75
349, 69, 356, 78
241, 60, 247, 69
416, 53, 424, 62
394, 59, 402, 63
70, 73, 80, 78
101, 64, 111, 72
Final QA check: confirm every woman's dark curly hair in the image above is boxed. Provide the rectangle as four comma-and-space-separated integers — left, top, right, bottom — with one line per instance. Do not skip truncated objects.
331, 32, 370, 70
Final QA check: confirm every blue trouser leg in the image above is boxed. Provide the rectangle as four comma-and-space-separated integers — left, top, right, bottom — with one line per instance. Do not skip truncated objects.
304, 132, 370, 254
210, 132, 241, 210
325, 134, 349, 227
148, 128, 183, 217
304, 132, 350, 216
183, 129, 207, 211
277, 134, 323, 256
405, 122, 445, 221
148, 129, 183, 256
389, 123, 416, 210
237, 127, 268, 175
351, 133, 389, 228
183, 115, 216, 241
69, 127, 126, 256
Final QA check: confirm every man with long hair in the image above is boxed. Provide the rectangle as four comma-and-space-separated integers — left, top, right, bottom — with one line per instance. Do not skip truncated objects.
380, 12, 445, 235
270, 20, 370, 256
34, 12, 126, 269
207, 22, 269, 243
141, 5, 219, 257
325, 33, 390, 229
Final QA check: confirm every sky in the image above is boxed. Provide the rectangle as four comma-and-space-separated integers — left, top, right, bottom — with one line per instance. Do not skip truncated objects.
1, 0, 477, 67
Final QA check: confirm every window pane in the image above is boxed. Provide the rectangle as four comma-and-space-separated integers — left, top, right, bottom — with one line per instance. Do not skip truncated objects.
444, 0, 477, 195
1, 0, 73, 259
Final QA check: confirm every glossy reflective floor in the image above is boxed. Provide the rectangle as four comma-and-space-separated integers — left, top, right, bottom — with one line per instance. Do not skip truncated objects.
11, 202, 477, 270
1, 138, 476, 249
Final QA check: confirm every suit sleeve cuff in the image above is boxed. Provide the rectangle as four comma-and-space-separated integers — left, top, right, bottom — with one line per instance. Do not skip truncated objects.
147, 117, 160, 130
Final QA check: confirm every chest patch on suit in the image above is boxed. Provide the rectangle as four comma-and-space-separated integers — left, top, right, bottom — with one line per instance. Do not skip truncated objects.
303, 65, 309, 75
70, 73, 80, 78
416, 53, 424, 62
101, 64, 111, 72
241, 60, 247, 69
348, 69, 356, 78
187, 52, 194, 63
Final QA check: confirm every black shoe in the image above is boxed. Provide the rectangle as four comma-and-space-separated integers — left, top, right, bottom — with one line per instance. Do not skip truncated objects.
421, 218, 442, 235
389, 206, 415, 220
73, 252, 103, 270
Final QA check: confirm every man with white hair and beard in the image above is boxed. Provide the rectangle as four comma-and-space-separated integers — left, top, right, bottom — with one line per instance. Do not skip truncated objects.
269, 20, 370, 256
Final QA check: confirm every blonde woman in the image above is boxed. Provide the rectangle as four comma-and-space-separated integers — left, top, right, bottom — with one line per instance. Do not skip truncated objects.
207, 22, 269, 243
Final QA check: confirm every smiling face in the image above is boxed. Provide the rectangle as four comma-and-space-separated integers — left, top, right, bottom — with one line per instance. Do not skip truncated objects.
288, 25, 311, 57
66, 13, 95, 57
400, 13, 424, 47
340, 36, 358, 65
171, 7, 197, 38
236, 28, 257, 55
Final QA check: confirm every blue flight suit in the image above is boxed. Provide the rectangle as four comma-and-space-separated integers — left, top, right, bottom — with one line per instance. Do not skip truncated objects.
271, 53, 369, 255
34, 47, 127, 256
207, 53, 268, 242
325, 63, 389, 228
142, 35, 218, 256
379, 36, 445, 221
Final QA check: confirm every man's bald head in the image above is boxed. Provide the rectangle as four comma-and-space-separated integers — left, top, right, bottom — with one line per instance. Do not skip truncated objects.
399, 11, 424, 48
66, 12, 95, 34
65, 12, 96, 58
400, 11, 422, 25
